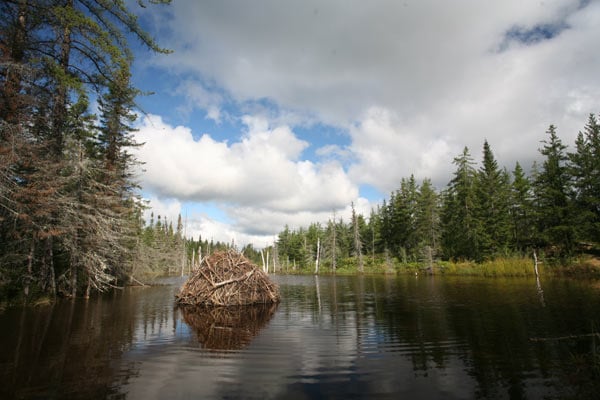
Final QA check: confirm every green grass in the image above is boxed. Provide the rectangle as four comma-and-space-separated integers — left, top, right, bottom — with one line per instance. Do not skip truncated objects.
276, 253, 600, 278
436, 256, 537, 277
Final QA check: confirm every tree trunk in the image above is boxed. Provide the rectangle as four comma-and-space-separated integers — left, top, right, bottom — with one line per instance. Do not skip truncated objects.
331, 220, 337, 274
260, 249, 266, 273
24, 238, 35, 298
314, 237, 320, 275
70, 261, 77, 298
47, 238, 56, 297
85, 276, 91, 299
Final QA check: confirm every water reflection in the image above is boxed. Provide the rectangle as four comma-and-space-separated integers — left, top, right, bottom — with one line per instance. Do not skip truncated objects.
179, 303, 278, 350
0, 275, 599, 399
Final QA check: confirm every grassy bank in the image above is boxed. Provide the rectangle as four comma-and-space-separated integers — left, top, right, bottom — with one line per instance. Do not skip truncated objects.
291, 254, 600, 278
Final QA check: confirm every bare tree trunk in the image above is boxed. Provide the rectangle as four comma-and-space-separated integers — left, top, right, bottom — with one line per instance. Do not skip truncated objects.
260, 249, 266, 273
181, 216, 187, 276
330, 214, 337, 274
70, 261, 77, 298
85, 276, 91, 299
191, 248, 195, 273
314, 237, 320, 275
47, 238, 56, 297
24, 238, 34, 298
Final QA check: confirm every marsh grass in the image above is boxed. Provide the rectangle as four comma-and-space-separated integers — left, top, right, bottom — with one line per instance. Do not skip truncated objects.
437, 256, 537, 277
282, 253, 600, 278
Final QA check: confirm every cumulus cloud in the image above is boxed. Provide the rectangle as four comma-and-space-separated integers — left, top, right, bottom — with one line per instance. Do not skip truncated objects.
134, 114, 357, 212
133, 114, 362, 243
133, 0, 600, 243
142, 1, 599, 188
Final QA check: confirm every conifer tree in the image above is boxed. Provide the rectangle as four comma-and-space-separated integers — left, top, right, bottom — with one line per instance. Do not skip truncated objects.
534, 125, 575, 256
475, 140, 511, 258
415, 178, 441, 260
351, 202, 364, 273
442, 147, 479, 260
509, 162, 535, 251
568, 114, 600, 244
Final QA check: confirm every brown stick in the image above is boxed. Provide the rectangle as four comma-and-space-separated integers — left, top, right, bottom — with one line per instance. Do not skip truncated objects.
213, 269, 255, 288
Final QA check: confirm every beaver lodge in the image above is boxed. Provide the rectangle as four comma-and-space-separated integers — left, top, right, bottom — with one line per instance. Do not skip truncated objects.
175, 250, 280, 306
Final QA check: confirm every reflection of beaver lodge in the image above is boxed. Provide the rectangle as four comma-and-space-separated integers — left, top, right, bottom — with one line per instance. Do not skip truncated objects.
175, 250, 280, 306
180, 303, 278, 350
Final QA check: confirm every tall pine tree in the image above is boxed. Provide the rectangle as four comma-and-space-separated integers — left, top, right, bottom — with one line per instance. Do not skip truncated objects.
442, 147, 479, 260
534, 125, 575, 256
568, 114, 600, 244
475, 140, 511, 258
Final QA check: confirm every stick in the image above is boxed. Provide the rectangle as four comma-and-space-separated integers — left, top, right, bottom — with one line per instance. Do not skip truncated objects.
530, 333, 600, 342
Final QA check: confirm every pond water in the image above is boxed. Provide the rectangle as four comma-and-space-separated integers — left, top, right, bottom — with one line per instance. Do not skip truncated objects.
1, 274, 599, 399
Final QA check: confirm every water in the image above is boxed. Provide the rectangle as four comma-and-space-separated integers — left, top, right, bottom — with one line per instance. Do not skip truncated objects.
1, 275, 599, 399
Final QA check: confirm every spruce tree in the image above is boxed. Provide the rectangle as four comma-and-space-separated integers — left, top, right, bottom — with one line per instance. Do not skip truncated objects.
568, 114, 600, 244
475, 140, 511, 258
442, 147, 479, 260
534, 125, 575, 256
509, 162, 534, 251
415, 178, 441, 261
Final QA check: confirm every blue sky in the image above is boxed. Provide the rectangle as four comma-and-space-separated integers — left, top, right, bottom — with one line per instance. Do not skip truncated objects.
127, 0, 600, 247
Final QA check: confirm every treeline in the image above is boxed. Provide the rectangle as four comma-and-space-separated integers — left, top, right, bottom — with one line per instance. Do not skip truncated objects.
275, 115, 600, 272
0, 0, 171, 300
137, 213, 261, 276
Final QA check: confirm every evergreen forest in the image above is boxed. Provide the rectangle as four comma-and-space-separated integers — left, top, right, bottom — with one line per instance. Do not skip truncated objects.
274, 118, 600, 274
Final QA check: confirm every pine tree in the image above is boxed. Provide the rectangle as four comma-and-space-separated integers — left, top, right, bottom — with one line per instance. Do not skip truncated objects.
415, 178, 441, 260
442, 147, 479, 260
568, 114, 600, 244
509, 162, 535, 251
534, 125, 575, 256
475, 140, 511, 258
351, 202, 364, 273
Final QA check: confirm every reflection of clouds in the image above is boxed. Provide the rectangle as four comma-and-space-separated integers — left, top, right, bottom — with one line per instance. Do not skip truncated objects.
118, 276, 499, 398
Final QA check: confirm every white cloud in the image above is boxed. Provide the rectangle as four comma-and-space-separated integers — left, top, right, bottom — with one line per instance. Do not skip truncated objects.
134, 114, 357, 212
348, 107, 454, 190
133, 114, 364, 244
133, 0, 600, 243
173, 80, 225, 123
151, 0, 587, 121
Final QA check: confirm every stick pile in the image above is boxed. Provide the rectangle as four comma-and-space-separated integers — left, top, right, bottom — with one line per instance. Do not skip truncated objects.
175, 250, 280, 306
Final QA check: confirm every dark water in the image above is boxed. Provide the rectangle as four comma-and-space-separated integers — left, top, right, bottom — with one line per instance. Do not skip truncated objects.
1, 275, 599, 399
